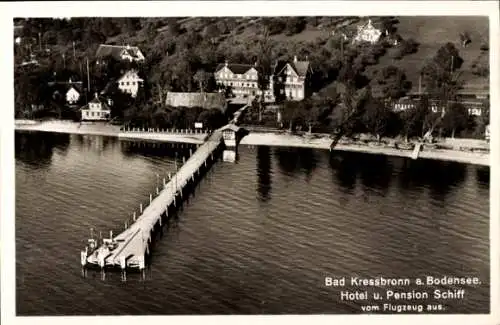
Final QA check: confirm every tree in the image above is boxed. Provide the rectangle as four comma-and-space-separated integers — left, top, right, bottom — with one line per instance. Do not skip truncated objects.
197, 108, 226, 130
203, 24, 220, 45
398, 96, 430, 142
255, 28, 275, 122
362, 97, 392, 142
330, 84, 371, 147
393, 38, 419, 59
193, 69, 211, 92
380, 16, 399, 35
376, 65, 412, 100
421, 43, 464, 137
285, 17, 307, 36
442, 102, 469, 138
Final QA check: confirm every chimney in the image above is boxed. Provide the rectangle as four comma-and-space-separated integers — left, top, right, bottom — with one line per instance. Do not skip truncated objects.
254, 61, 258, 67
94, 92, 98, 99
293, 55, 297, 63
126, 44, 130, 50
224, 60, 228, 67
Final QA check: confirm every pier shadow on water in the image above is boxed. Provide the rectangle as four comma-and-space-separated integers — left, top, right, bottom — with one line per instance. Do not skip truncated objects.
274, 147, 318, 181
328, 151, 393, 196
475, 166, 490, 190
15, 131, 70, 168
397, 158, 468, 201
256, 146, 272, 202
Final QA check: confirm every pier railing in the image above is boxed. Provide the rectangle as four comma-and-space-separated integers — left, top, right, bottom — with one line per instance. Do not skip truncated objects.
122, 127, 211, 135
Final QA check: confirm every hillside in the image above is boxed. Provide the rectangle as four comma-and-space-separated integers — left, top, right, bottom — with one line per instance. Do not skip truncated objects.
15, 16, 489, 101
369, 16, 489, 94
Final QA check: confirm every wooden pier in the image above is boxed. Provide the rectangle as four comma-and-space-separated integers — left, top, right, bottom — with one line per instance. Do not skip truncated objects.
81, 130, 224, 271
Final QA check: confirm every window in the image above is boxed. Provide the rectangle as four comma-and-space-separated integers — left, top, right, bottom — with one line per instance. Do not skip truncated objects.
91, 112, 94, 117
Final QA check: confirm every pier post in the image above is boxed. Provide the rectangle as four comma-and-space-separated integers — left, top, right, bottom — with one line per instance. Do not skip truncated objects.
125, 221, 128, 230
139, 255, 145, 270
133, 212, 136, 222
80, 251, 87, 267
190, 149, 193, 156
120, 256, 126, 271
168, 172, 172, 180
110, 230, 113, 240
140, 203, 143, 213
156, 187, 159, 195
150, 193, 153, 204
163, 178, 166, 187
183, 157, 186, 164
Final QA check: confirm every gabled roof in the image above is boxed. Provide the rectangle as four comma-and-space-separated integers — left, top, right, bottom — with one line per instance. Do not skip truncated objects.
290, 61, 310, 77
357, 19, 381, 32
118, 69, 144, 81
96, 44, 144, 62
276, 59, 311, 77
215, 63, 254, 75
82, 95, 110, 111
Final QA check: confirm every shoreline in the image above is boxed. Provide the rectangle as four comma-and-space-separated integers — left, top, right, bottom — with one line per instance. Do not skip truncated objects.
240, 133, 489, 166
15, 120, 207, 144
15, 120, 490, 167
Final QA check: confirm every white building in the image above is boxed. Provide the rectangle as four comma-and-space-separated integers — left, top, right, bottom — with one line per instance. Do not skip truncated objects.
81, 94, 111, 121
66, 86, 80, 105
214, 62, 264, 98
353, 19, 382, 44
118, 70, 143, 98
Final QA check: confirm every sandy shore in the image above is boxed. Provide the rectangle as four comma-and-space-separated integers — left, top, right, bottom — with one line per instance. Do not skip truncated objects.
15, 120, 489, 166
240, 133, 490, 167
15, 120, 207, 144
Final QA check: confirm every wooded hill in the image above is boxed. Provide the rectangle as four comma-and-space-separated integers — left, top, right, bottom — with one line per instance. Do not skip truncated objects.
14, 16, 489, 99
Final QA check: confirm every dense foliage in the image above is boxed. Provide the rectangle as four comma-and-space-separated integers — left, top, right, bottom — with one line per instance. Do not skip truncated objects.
14, 18, 488, 139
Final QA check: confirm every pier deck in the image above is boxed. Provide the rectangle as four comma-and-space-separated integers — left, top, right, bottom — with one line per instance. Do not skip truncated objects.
84, 130, 223, 270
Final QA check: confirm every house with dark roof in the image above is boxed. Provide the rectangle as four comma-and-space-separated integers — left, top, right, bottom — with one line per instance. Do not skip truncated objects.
95, 44, 145, 64
214, 62, 262, 99
81, 93, 111, 121
165, 92, 227, 112
272, 56, 313, 101
214, 56, 312, 102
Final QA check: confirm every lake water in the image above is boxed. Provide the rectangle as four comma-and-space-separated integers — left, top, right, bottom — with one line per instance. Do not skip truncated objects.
15, 131, 490, 315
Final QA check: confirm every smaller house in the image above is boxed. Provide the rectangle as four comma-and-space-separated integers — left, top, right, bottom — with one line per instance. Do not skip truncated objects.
81, 93, 111, 121
95, 44, 145, 64
273, 56, 313, 101
117, 70, 143, 98
353, 19, 382, 44
48, 79, 83, 105
165, 92, 227, 112
66, 80, 82, 104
